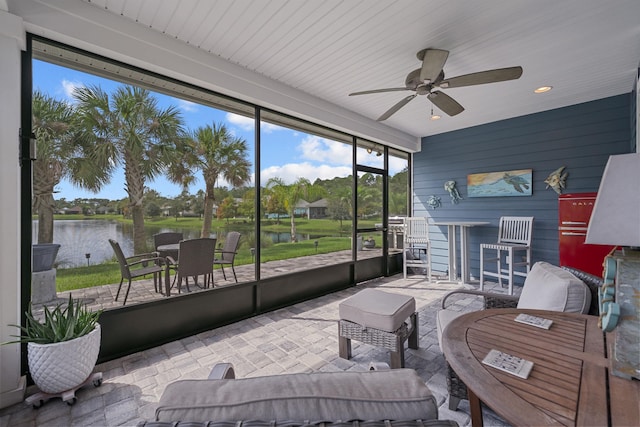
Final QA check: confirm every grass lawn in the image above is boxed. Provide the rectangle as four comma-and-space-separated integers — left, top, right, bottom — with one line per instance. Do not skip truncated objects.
49, 213, 382, 291
55, 236, 352, 291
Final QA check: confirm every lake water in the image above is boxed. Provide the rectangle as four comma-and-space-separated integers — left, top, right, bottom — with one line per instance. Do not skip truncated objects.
32, 220, 315, 268
32, 220, 203, 268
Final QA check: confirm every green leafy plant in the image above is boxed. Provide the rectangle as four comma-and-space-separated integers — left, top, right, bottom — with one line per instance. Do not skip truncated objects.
4, 295, 101, 345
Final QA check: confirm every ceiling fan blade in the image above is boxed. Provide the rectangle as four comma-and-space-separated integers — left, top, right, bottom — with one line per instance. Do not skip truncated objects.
418, 49, 449, 83
377, 94, 417, 121
349, 87, 410, 96
428, 91, 464, 116
439, 66, 523, 88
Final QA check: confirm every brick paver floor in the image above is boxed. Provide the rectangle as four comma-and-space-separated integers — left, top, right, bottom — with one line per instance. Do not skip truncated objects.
1, 272, 519, 427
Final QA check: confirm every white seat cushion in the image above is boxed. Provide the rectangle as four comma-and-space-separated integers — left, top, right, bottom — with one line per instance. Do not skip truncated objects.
517, 261, 591, 314
339, 289, 416, 332
436, 308, 465, 350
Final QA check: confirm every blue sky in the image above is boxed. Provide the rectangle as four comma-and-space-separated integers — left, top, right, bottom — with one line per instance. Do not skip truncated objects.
34, 60, 400, 201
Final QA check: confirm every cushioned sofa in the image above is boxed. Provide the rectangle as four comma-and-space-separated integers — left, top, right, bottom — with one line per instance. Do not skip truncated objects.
138, 363, 458, 427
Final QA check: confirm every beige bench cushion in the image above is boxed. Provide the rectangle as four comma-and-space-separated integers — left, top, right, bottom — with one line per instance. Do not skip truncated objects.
156, 369, 438, 422
339, 289, 416, 332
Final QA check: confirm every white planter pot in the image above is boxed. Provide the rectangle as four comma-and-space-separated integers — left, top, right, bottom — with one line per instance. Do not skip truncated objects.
27, 324, 101, 394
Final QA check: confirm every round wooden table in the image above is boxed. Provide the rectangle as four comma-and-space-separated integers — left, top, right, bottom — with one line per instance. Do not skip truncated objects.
441, 308, 639, 427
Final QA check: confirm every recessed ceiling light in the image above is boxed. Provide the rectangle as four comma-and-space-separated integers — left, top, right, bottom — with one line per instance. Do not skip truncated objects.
430, 108, 441, 120
534, 86, 553, 93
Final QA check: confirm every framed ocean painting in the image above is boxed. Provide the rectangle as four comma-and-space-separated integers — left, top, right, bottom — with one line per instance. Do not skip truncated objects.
467, 169, 532, 197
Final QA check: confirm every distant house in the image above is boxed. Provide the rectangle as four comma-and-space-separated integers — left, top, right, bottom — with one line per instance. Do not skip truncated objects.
95, 206, 114, 214
294, 199, 309, 217
64, 206, 83, 215
294, 198, 328, 219
308, 198, 328, 219
161, 204, 172, 217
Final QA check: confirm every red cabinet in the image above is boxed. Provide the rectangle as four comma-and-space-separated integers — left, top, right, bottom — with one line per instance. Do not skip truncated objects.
558, 192, 615, 277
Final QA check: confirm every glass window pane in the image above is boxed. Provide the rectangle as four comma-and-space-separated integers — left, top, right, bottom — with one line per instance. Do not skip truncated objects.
388, 149, 409, 253
32, 39, 256, 312
356, 140, 385, 168
259, 111, 353, 279
356, 170, 383, 259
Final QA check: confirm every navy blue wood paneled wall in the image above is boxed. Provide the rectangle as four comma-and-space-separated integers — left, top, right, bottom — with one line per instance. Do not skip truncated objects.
414, 94, 632, 281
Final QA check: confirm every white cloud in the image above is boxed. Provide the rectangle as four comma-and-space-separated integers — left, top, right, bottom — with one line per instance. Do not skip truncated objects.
298, 135, 352, 165
226, 113, 285, 133
260, 162, 351, 185
178, 99, 198, 113
226, 113, 253, 130
389, 156, 408, 175
61, 79, 83, 101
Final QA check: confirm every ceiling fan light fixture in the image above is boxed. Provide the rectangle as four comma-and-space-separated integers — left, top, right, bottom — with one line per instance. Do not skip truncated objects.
534, 86, 553, 93
366, 148, 373, 154
349, 48, 523, 120
430, 108, 441, 121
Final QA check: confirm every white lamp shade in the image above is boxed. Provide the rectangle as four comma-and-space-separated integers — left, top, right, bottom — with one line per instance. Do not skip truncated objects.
585, 153, 640, 246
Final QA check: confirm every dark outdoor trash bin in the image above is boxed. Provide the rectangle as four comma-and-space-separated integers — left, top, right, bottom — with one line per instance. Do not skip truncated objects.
32, 243, 61, 272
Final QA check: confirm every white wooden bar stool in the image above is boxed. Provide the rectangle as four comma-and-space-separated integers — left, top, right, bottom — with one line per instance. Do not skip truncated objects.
403, 217, 431, 280
480, 216, 534, 295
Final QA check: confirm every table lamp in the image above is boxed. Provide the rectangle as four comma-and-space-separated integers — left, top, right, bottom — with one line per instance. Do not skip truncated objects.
585, 152, 640, 380
586, 152, 640, 248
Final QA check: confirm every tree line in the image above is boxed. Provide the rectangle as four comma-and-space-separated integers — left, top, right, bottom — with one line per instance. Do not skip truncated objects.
33, 85, 408, 254
33, 86, 250, 253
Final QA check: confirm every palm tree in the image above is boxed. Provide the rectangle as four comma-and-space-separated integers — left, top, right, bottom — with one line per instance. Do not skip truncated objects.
357, 172, 382, 220
183, 122, 251, 238
32, 91, 108, 244
73, 85, 185, 253
265, 177, 325, 242
389, 167, 408, 216
327, 187, 352, 230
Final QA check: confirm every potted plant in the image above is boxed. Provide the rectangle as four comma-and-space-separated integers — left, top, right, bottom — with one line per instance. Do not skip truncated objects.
4, 295, 102, 400
363, 236, 376, 249
32, 243, 61, 272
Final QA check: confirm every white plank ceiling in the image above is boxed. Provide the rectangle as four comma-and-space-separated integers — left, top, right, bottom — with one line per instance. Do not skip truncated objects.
28, 1, 640, 137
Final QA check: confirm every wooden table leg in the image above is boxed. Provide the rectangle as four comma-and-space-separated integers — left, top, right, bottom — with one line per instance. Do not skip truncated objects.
468, 388, 484, 427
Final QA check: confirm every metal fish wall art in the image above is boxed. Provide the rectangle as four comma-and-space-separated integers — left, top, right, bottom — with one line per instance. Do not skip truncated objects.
544, 166, 568, 194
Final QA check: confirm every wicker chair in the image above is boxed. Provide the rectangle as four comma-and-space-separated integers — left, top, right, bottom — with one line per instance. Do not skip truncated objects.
437, 262, 602, 410
153, 232, 184, 261
214, 231, 241, 283
165, 238, 217, 293
109, 239, 165, 305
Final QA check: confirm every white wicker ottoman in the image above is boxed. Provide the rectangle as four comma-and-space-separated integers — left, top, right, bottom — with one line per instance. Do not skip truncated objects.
338, 288, 418, 368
